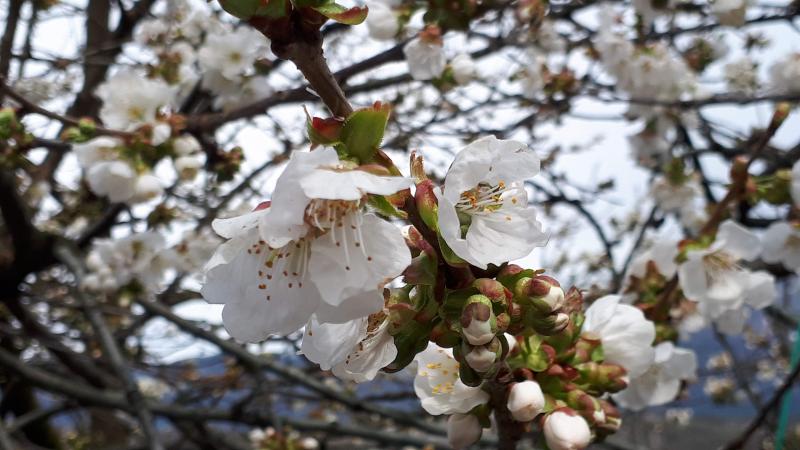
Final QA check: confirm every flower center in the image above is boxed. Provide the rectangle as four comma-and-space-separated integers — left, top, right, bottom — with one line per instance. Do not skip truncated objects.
303, 199, 372, 271
249, 238, 311, 300
455, 181, 523, 215
702, 250, 739, 282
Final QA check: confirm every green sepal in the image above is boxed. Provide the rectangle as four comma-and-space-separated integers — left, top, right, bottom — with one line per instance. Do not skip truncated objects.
312, 3, 368, 24
368, 194, 407, 219
339, 102, 390, 163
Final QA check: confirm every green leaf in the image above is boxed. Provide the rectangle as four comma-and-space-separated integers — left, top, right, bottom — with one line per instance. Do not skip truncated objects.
338, 102, 390, 162
312, 3, 368, 24
219, 0, 288, 19
368, 194, 407, 219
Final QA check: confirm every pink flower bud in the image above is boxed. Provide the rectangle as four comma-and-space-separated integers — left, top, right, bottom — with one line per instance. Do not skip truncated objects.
447, 414, 482, 450
543, 409, 592, 450
507, 380, 545, 422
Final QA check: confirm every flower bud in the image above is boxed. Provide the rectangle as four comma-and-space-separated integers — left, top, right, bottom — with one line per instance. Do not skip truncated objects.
447, 414, 482, 450
543, 409, 592, 450
507, 380, 545, 422
415, 179, 439, 232
517, 275, 565, 314
464, 344, 496, 373
463, 337, 501, 373
460, 295, 497, 345
575, 362, 627, 393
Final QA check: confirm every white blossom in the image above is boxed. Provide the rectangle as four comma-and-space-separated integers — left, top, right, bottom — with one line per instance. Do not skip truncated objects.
582, 295, 656, 378
651, 175, 702, 212
678, 220, 775, 333
451, 53, 477, 85
436, 136, 547, 269
413, 343, 489, 415
613, 342, 697, 410
96, 70, 176, 130
404, 36, 446, 81
87, 161, 138, 203
724, 57, 758, 94
198, 27, 268, 81
202, 148, 412, 341
301, 313, 397, 383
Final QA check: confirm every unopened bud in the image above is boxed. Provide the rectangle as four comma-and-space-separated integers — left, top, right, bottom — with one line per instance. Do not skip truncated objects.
461, 295, 497, 346
464, 343, 497, 373
576, 362, 628, 393
507, 380, 546, 422
415, 179, 439, 232
447, 414, 482, 450
474, 278, 510, 305
543, 409, 592, 450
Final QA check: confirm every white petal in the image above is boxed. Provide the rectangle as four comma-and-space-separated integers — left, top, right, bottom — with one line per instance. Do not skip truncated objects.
744, 270, 776, 309
466, 202, 547, 267
300, 169, 412, 201
761, 222, 792, 264
202, 238, 320, 340
435, 191, 478, 265
715, 308, 748, 335
314, 290, 384, 324
309, 213, 411, 306
301, 316, 366, 370
443, 136, 540, 201
717, 220, 760, 261
258, 148, 339, 247
332, 319, 398, 382
678, 255, 708, 301
211, 208, 268, 239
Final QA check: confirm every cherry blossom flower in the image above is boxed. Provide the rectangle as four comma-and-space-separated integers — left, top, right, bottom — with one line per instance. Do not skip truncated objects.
202, 148, 412, 341
436, 136, 547, 268
451, 54, 477, 85
198, 26, 268, 81
413, 343, 489, 415
613, 342, 697, 410
83, 232, 167, 293
95, 70, 176, 130
301, 312, 397, 382
678, 220, 775, 332
724, 57, 759, 94
404, 34, 446, 81
86, 161, 139, 203
582, 295, 656, 378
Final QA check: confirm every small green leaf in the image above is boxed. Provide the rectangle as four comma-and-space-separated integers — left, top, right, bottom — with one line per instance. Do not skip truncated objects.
368, 194, 407, 219
312, 3, 368, 24
339, 102, 390, 162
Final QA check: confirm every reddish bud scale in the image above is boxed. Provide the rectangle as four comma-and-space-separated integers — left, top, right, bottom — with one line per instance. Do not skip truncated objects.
460, 302, 491, 328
